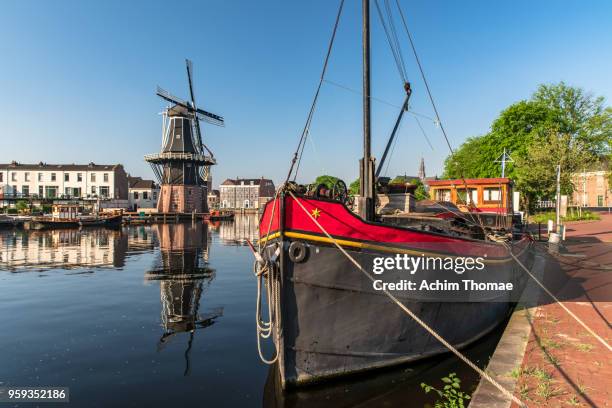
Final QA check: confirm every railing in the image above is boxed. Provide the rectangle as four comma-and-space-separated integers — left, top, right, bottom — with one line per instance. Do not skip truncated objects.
144, 152, 216, 164
536, 200, 556, 209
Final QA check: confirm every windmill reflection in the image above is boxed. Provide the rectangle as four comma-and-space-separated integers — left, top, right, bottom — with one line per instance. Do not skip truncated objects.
145, 222, 222, 376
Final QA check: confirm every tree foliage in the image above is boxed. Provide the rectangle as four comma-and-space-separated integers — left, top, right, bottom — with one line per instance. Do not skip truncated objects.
443, 82, 611, 211
314, 175, 341, 190
349, 178, 360, 195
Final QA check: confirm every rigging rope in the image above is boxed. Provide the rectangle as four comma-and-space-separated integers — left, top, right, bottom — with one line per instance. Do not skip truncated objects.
374, 0, 407, 84
287, 0, 345, 184
392, 0, 485, 232
287, 191, 527, 408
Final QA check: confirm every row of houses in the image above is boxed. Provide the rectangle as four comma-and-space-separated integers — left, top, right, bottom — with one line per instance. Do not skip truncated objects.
0, 161, 159, 211
0, 161, 277, 211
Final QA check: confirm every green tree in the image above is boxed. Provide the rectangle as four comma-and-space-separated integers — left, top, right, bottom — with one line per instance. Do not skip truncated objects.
313, 175, 341, 190
349, 178, 360, 195
390, 176, 429, 200
443, 82, 611, 212
15, 200, 29, 213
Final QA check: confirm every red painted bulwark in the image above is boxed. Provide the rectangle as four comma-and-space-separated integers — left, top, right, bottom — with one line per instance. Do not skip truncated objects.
260, 196, 528, 259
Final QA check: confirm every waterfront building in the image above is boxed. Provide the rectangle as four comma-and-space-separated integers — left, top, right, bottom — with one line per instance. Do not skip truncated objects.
219, 177, 275, 209
0, 161, 128, 200
207, 189, 220, 210
128, 176, 159, 211
571, 169, 611, 208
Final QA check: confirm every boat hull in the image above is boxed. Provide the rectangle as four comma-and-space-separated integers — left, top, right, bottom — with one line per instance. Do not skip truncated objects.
258, 195, 534, 387
266, 239, 530, 386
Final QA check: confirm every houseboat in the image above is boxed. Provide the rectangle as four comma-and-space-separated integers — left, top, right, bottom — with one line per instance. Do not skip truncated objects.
427, 178, 516, 227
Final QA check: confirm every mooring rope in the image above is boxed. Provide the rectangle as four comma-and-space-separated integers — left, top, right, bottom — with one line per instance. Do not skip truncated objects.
254, 187, 283, 365
287, 191, 527, 407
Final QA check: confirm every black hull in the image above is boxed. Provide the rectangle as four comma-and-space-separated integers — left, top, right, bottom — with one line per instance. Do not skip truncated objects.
264, 237, 532, 387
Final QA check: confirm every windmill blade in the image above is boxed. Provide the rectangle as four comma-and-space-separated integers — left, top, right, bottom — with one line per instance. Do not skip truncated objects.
196, 110, 225, 127
157, 86, 191, 108
186, 59, 205, 154
186, 59, 197, 107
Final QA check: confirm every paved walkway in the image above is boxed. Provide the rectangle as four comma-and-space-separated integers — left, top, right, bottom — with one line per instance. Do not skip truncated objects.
511, 214, 611, 407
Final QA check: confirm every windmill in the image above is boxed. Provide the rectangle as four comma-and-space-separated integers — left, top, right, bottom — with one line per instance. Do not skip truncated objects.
145, 59, 224, 213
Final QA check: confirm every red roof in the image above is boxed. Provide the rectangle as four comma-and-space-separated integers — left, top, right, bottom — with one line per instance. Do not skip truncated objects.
427, 177, 512, 186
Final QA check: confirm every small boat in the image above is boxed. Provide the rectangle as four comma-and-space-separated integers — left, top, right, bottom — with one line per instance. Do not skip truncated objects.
27, 204, 123, 230
208, 210, 234, 221
0, 215, 17, 229
78, 214, 123, 227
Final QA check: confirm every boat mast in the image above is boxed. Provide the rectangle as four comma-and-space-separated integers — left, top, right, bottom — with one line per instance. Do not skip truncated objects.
358, 0, 376, 221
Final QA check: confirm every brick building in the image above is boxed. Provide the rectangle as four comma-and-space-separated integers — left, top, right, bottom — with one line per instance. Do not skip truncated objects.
219, 178, 275, 209
571, 170, 610, 208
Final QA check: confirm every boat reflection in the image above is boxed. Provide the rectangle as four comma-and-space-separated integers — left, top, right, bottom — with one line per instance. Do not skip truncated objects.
262, 315, 507, 408
144, 222, 223, 376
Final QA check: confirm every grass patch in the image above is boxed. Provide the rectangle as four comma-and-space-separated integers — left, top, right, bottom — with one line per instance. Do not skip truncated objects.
535, 382, 563, 400
567, 395, 581, 406
530, 210, 600, 224
541, 338, 562, 350
575, 343, 593, 352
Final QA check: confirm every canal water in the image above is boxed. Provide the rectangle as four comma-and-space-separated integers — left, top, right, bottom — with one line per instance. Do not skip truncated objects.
0, 215, 505, 407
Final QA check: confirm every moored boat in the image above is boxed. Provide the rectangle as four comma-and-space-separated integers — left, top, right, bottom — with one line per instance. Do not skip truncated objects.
254, 0, 535, 388
78, 214, 123, 227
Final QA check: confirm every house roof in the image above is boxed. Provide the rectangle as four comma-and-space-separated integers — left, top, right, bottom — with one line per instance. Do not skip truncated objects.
221, 177, 273, 186
428, 177, 512, 187
128, 176, 157, 189
0, 161, 121, 171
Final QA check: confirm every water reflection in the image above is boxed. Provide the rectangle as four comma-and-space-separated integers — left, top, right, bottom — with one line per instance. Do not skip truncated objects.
0, 228, 125, 270
145, 223, 223, 376
218, 214, 259, 244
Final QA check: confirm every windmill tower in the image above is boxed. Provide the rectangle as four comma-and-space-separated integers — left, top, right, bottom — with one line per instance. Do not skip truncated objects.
145, 59, 224, 213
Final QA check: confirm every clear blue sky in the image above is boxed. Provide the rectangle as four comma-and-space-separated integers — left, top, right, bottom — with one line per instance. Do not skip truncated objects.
1, 0, 610, 187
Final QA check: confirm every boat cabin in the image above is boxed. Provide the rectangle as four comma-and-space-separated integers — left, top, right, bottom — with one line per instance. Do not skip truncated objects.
52, 204, 81, 219
427, 178, 513, 214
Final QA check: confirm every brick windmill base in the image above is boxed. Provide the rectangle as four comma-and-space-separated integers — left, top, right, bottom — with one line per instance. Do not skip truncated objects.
157, 184, 207, 213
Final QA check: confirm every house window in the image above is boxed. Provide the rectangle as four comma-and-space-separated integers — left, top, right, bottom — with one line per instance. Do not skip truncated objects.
65, 187, 71, 197
153, 191, 157, 200
22, 186, 29, 196
24, 172, 30, 182
64, 173, 70, 182
91, 173, 96, 182
99, 186, 109, 198
91, 186, 97, 195
435, 189, 451, 201
143, 192, 148, 200
39, 186, 43, 196
483, 187, 501, 203
457, 188, 478, 205
38, 173, 43, 181
0, 172, 3, 182
103, 173, 109, 182
133, 191, 139, 200
77, 173, 82, 182
11, 172, 17, 182
45, 186, 57, 198
51, 173, 56, 181
598, 195, 604, 207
